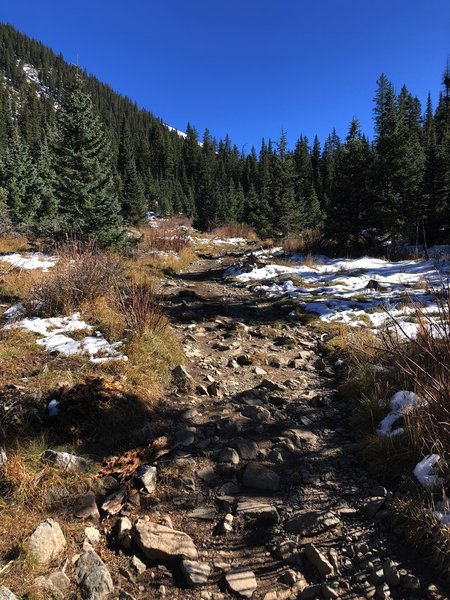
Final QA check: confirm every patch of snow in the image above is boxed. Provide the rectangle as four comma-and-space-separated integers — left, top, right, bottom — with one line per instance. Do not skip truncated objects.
0, 253, 57, 271
377, 391, 426, 437
3, 302, 26, 320
5, 311, 127, 363
426, 501, 450, 528
47, 399, 59, 417
413, 454, 444, 488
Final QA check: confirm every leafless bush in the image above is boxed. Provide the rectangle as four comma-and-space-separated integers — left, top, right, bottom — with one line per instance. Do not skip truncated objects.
138, 218, 191, 253
380, 289, 450, 455
32, 241, 125, 315
114, 281, 167, 338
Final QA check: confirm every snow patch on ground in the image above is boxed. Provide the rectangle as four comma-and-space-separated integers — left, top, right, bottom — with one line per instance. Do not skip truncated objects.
4, 311, 127, 363
377, 391, 426, 437
413, 454, 444, 488
225, 248, 449, 336
0, 252, 57, 271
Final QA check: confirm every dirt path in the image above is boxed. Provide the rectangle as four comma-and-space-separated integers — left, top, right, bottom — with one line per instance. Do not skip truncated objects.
123, 250, 445, 600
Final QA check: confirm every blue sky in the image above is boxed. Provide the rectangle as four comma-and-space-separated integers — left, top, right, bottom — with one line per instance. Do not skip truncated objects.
2, 1, 449, 150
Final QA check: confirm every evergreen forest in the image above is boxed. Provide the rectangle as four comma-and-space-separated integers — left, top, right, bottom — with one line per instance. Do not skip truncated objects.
0, 23, 449, 248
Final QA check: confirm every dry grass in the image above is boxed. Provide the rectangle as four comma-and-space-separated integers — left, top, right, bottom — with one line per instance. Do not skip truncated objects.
379, 292, 450, 458
282, 228, 324, 254
0, 233, 31, 254
32, 242, 124, 316
0, 268, 45, 307
115, 280, 167, 338
211, 223, 258, 241
138, 218, 191, 253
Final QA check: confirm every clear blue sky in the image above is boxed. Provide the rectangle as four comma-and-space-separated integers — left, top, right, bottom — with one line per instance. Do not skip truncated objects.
2, 1, 449, 150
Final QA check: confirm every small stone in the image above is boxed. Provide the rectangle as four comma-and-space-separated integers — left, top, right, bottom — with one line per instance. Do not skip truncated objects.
242, 463, 280, 492
285, 510, 340, 536
370, 568, 385, 585
304, 543, 334, 576
84, 526, 100, 545
174, 428, 196, 446
75, 491, 100, 522
116, 517, 133, 550
225, 569, 257, 598
181, 559, 211, 586
220, 513, 234, 533
75, 548, 114, 600
371, 485, 388, 497
42, 449, 89, 472
137, 422, 154, 444
375, 583, 391, 599
253, 366, 267, 376
218, 448, 240, 465
382, 560, 401, 587
135, 465, 157, 493
28, 519, 66, 566
172, 365, 194, 393
133, 519, 198, 561
300, 584, 322, 599
364, 497, 386, 518
259, 379, 286, 392
402, 573, 420, 590
237, 498, 280, 524
131, 555, 147, 575
322, 584, 339, 599
233, 438, 259, 460
0, 587, 18, 600
281, 569, 298, 585
207, 382, 222, 397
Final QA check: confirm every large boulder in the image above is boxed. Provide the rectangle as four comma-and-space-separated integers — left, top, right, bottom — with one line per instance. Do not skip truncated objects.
42, 449, 89, 472
132, 519, 198, 561
28, 519, 66, 565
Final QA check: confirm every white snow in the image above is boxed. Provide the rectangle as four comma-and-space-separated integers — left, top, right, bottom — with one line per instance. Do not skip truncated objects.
226, 248, 449, 337
5, 312, 127, 363
0, 253, 57, 271
47, 399, 59, 417
377, 390, 426, 437
426, 501, 450, 528
413, 454, 444, 488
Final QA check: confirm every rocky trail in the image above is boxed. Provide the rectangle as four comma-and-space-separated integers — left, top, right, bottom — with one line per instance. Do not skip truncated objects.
110, 249, 441, 600
4, 249, 447, 600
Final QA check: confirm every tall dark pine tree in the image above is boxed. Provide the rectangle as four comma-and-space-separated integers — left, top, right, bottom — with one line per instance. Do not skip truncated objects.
54, 71, 122, 246
327, 119, 372, 247
117, 115, 146, 224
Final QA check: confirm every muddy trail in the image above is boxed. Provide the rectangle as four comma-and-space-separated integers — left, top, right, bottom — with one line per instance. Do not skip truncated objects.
111, 248, 446, 600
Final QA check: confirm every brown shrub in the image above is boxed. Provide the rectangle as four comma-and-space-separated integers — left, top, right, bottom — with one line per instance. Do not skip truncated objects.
211, 223, 258, 241
138, 218, 191, 253
32, 242, 124, 316
114, 281, 167, 338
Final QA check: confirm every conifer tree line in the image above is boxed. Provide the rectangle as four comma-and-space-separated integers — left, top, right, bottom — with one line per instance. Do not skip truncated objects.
0, 23, 448, 248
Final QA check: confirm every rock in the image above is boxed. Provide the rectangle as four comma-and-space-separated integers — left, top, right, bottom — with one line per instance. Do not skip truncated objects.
220, 513, 234, 533
75, 548, 114, 600
402, 573, 420, 590
28, 519, 66, 565
218, 448, 240, 465
131, 555, 147, 575
0, 448, 7, 468
85, 526, 101, 546
197, 384, 209, 396
197, 466, 217, 484
188, 506, 216, 520
33, 571, 70, 599
253, 366, 267, 376
207, 382, 222, 397
42, 449, 89, 472
181, 559, 211, 586
259, 379, 286, 392
133, 519, 198, 561
300, 584, 322, 599
382, 560, 401, 587
275, 540, 298, 563
236, 354, 253, 366
75, 491, 100, 522
233, 438, 259, 460
242, 463, 280, 492
281, 569, 298, 585
364, 497, 386, 518
137, 422, 154, 444
0, 587, 18, 600
237, 498, 280, 524
304, 543, 334, 577
135, 465, 157, 493
45, 485, 70, 504
119, 592, 136, 600
174, 428, 196, 446
375, 583, 391, 599
285, 510, 340, 536
241, 405, 271, 422
371, 485, 388, 497
172, 365, 194, 393
116, 516, 133, 550
370, 567, 385, 585
321, 584, 339, 599
225, 569, 257, 598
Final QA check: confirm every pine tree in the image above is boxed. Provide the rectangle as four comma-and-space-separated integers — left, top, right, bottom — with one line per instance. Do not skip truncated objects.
117, 115, 146, 224
54, 71, 122, 246
32, 139, 59, 228
327, 119, 372, 247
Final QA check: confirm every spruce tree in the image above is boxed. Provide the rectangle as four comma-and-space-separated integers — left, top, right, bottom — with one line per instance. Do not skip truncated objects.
117, 115, 146, 224
54, 71, 122, 246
